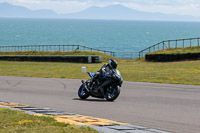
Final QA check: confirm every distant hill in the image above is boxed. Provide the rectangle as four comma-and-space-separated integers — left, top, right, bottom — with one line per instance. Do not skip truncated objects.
0, 2, 57, 18
64, 4, 200, 21
0, 2, 200, 21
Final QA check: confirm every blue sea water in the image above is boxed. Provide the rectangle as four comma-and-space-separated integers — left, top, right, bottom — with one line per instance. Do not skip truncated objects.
1, 18, 200, 52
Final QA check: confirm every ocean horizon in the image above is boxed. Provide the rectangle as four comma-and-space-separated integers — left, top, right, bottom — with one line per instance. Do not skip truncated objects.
1, 18, 200, 53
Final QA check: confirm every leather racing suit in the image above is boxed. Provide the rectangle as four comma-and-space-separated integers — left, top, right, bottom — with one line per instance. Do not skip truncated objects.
92, 63, 114, 84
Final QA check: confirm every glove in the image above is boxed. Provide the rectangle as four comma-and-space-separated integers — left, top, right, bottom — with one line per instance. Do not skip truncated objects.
93, 72, 100, 79
95, 72, 100, 75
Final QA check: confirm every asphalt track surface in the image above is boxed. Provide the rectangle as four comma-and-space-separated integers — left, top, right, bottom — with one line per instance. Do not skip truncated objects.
0, 76, 200, 133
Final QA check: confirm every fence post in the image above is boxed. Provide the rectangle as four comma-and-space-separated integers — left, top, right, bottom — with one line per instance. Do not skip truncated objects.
190, 39, 192, 47
176, 40, 177, 48
163, 41, 165, 50
198, 38, 200, 47
168, 41, 170, 48
139, 52, 141, 59
183, 40, 184, 48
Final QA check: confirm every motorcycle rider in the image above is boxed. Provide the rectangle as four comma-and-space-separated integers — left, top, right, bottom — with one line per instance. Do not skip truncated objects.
91, 59, 118, 87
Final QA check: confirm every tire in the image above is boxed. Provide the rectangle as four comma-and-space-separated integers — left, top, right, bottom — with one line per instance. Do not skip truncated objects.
105, 85, 120, 101
78, 84, 90, 99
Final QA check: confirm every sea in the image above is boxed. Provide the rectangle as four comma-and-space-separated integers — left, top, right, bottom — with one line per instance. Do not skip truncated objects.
1, 18, 200, 53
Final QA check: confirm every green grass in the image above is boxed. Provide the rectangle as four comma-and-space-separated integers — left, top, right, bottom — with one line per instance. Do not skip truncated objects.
148, 46, 200, 54
0, 50, 199, 85
119, 60, 200, 85
0, 60, 200, 85
0, 108, 97, 133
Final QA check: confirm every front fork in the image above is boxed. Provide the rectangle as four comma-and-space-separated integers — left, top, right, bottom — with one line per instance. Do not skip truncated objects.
81, 80, 90, 92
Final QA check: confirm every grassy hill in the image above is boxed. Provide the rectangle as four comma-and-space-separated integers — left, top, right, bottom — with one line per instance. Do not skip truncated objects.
148, 46, 200, 55
0, 51, 118, 62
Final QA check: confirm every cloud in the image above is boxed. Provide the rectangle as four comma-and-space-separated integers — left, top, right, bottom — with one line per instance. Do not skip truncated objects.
122, 0, 200, 16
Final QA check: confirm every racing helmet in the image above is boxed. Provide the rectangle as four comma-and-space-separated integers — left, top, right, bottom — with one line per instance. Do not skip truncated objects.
108, 59, 117, 69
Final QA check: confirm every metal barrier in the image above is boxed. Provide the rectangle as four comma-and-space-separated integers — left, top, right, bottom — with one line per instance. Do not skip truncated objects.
0, 55, 102, 63
0, 44, 139, 59
1, 37, 199, 59
139, 37, 200, 58
0, 44, 115, 56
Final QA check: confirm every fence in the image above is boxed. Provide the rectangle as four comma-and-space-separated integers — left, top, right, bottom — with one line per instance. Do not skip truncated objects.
0, 44, 139, 59
139, 37, 200, 58
1, 37, 200, 59
0, 44, 115, 56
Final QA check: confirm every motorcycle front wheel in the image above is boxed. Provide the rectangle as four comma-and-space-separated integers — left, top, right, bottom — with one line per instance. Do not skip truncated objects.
78, 84, 90, 99
105, 85, 120, 101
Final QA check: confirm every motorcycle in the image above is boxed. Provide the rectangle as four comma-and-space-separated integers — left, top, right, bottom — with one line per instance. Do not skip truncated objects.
78, 69, 123, 101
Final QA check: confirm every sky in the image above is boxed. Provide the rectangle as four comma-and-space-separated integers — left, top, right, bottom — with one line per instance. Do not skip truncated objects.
1, 0, 200, 16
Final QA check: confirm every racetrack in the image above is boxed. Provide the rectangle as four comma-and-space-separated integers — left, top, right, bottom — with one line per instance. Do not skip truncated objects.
0, 76, 199, 133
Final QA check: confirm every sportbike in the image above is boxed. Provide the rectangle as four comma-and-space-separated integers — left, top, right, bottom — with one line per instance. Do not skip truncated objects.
78, 69, 123, 101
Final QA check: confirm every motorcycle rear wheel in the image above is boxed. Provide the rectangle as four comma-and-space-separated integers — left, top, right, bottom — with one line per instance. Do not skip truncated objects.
105, 85, 120, 101
78, 84, 90, 99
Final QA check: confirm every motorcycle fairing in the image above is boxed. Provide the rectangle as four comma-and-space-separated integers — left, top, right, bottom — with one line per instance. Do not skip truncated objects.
87, 72, 95, 78
87, 72, 111, 78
